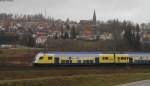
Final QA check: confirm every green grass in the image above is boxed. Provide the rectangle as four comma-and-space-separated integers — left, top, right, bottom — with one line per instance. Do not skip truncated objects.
1, 68, 150, 86
1, 73, 150, 86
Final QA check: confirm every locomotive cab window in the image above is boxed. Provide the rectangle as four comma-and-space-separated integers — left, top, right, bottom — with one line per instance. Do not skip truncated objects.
39, 57, 43, 60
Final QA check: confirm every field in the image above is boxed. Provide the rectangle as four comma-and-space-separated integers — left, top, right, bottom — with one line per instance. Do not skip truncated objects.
0, 48, 40, 66
1, 67, 150, 86
1, 48, 150, 86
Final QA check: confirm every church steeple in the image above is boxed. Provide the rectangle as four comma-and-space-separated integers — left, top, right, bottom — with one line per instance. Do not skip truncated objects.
93, 10, 96, 25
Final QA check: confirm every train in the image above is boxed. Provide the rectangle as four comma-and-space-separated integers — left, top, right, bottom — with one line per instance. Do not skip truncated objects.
33, 52, 150, 66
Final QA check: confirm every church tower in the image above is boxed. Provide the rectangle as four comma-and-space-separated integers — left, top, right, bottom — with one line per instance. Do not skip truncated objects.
93, 10, 96, 26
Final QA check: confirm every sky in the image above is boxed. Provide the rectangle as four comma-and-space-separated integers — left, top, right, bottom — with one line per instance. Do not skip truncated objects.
0, 0, 150, 23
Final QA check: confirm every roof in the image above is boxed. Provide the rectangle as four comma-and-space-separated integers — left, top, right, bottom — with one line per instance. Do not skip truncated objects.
40, 52, 101, 54
38, 52, 150, 54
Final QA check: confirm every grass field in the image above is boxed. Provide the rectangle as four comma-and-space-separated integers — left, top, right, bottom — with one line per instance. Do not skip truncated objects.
0, 68, 150, 86
0, 48, 40, 66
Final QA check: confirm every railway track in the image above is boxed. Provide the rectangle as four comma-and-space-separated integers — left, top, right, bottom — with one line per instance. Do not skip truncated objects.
0, 65, 150, 71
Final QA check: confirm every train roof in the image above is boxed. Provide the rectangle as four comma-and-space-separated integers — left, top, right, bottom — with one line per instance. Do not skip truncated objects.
39, 52, 101, 54
38, 52, 150, 54
115, 52, 150, 54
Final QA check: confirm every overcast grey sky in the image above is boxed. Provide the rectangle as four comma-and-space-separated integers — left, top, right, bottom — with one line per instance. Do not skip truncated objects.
0, 0, 150, 23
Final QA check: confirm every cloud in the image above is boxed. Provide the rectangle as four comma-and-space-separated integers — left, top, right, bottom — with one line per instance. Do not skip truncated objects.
0, 0, 150, 23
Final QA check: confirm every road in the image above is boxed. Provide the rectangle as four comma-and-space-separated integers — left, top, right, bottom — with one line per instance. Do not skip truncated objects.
117, 80, 150, 86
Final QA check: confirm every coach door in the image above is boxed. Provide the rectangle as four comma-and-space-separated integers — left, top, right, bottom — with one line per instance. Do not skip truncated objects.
54, 57, 59, 64
129, 57, 133, 64
95, 57, 99, 64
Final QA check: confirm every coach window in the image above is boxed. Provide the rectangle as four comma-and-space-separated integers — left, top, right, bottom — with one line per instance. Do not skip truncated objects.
83, 60, 86, 63
121, 57, 125, 60
121, 57, 123, 60
48, 57, 52, 60
140, 56, 143, 60
90, 60, 93, 63
39, 57, 43, 60
103, 57, 108, 60
120, 57, 122, 60
103, 57, 105, 60
126, 57, 128, 60
61, 60, 65, 63
124, 57, 126, 60
102, 57, 105, 60
87, 60, 89, 63
78, 60, 81, 63
106, 57, 108, 60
